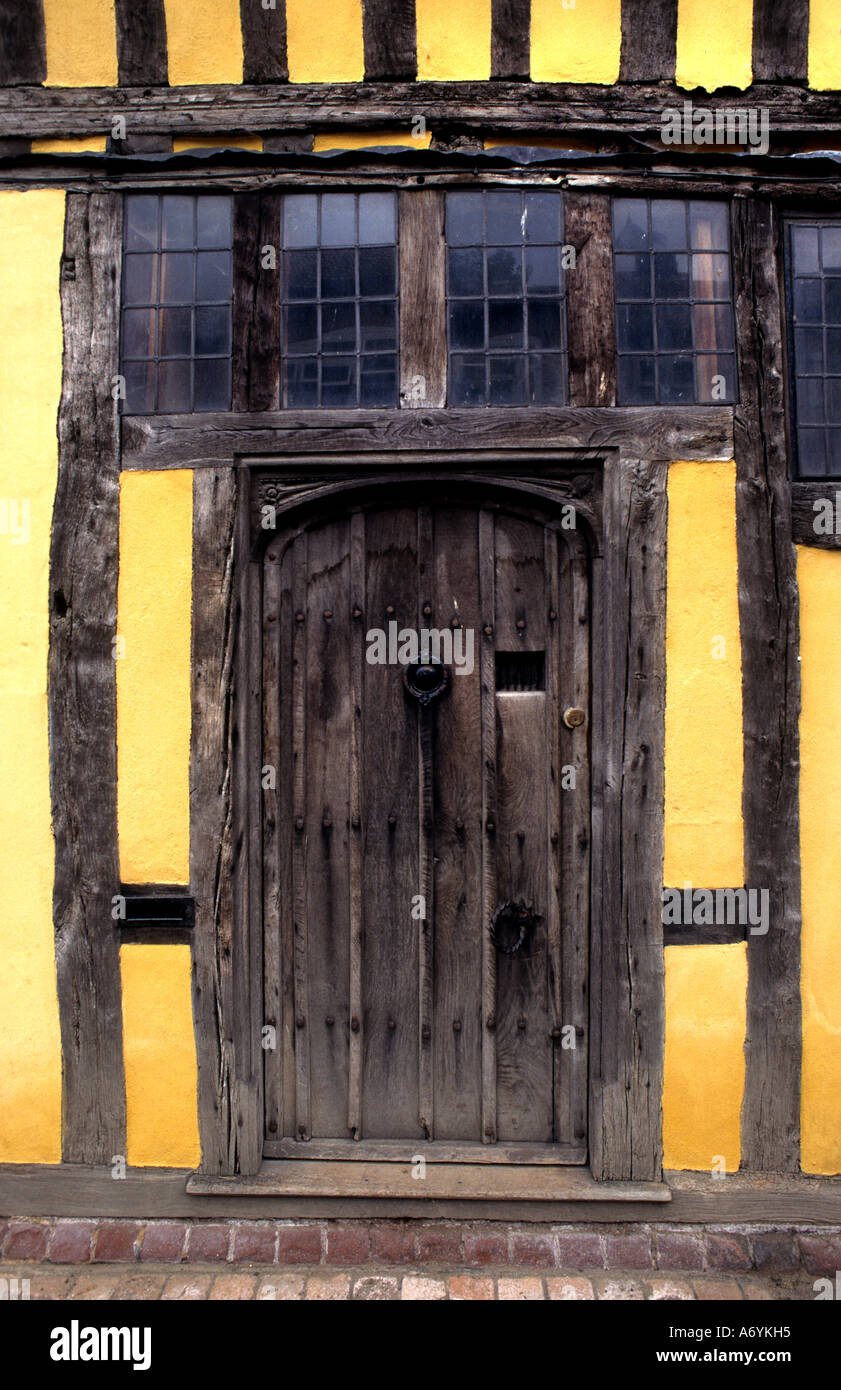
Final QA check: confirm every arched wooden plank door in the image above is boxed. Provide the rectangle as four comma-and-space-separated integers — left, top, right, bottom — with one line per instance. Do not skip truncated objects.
262, 489, 590, 1163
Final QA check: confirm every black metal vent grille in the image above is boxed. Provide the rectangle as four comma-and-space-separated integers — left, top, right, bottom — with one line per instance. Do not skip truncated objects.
495, 651, 545, 692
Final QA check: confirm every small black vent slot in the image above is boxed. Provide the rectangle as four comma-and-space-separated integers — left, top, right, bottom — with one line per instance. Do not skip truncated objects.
495, 651, 545, 692
121, 893, 195, 930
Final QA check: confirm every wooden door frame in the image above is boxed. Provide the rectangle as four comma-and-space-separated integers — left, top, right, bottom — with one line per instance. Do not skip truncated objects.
202, 445, 666, 1181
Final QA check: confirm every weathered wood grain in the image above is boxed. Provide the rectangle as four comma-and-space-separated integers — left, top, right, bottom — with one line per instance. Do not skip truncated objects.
752, 0, 808, 84
190, 468, 240, 1173
589, 457, 667, 1182
362, 0, 417, 80
565, 193, 616, 408
240, 0, 288, 84
0, 0, 46, 85
398, 189, 447, 409
121, 406, 735, 470
491, 0, 531, 80
50, 193, 126, 1164
791, 481, 841, 549
12, 1160, 841, 1221
233, 192, 281, 412
115, 0, 168, 87
619, 0, 677, 83
732, 196, 802, 1174
1, 81, 838, 140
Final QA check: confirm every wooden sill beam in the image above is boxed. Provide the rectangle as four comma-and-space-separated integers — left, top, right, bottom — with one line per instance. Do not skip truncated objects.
0, 81, 840, 140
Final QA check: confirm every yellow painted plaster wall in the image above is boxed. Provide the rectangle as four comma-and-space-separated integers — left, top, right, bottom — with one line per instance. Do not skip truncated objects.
531, 0, 621, 84
117, 471, 192, 886
416, 0, 492, 81
0, 191, 65, 1162
664, 461, 744, 886
662, 943, 746, 1170
31, 138, 108, 154
675, 0, 752, 92
121, 945, 200, 1167
809, 0, 841, 91
798, 546, 841, 1174
43, 0, 117, 87
172, 135, 263, 152
313, 129, 432, 151
163, 0, 244, 85
286, 0, 365, 83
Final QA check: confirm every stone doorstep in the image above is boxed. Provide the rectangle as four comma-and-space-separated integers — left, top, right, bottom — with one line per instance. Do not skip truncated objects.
0, 1262, 816, 1301
2, 1219, 839, 1276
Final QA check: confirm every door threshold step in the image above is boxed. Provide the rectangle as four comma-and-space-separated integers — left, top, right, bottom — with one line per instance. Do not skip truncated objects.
186, 1161, 672, 1202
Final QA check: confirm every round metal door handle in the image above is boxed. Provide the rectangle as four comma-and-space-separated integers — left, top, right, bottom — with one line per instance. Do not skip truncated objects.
563, 706, 586, 729
403, 662, 450, 706
489, 900, 540, 956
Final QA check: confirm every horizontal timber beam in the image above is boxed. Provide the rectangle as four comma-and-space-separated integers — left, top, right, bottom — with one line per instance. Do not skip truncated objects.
0, 82, 839, 139
1, 1164, 840, 1223
120, 407, 735, 471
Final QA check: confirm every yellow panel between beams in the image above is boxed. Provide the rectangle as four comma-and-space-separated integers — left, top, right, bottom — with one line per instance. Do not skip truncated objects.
121, 945, 200, 1167
43, 0, 118, 87
416, 0, 492, 81
164, 0, 244, 85
531, 0, 621, 84
172, 135, 263, 152
663, 943, 746, 1171
286, 0, 365, 83
117, 471, 192, 885
798, 546, 841, 1174
675, 0, 752, 92
664, 460, 744, 887
32, 137, 108, 154
312, 129, 432, 151
0, 190, 65, 1163
808, 0, 841, 90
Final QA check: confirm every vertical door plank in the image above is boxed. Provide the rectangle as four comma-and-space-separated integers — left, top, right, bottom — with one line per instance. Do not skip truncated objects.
348, 511, 366, 1137
305, 519, 353, 1137
557, 532, 591, 1150
291, 532, 311, 1139
261, 551, 283, 1142
416, 505, 435, 1138
478, 509, 498, 1144
277, 540, 297, 1140
399, 190, 447, 409
361, 508, 423, 1138
493, 513, 553, 1143
431, 506, 484, 1141
543, 527, 565, 1140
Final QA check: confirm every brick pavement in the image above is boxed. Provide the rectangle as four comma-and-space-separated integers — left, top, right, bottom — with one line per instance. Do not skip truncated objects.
0, 1262, 817, 1300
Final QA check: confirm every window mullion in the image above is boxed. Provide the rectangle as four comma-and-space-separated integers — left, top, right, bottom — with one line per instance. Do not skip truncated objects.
398, 188, 447, 410
564, 192, 617, 408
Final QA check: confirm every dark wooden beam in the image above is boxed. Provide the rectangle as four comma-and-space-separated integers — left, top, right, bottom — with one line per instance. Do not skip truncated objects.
190, 468, 241, 1174
732, 196, 802, 1174
619, 0, 677, 83
792, 480, 841, 548
565, 193, 616, 407
590, 456, 667, 1182
240, 0, 288, 83
491, 0, 531, 81
398, 189, 446, 408
233, 192, 282, 412
121, 406, 734, 470
114, 0, 168, 87
0, 0, 46, 85
49, 193, 126, 1165
752, 0, 809, 84
1, 81, 840, 140
362, 0, 417, 81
